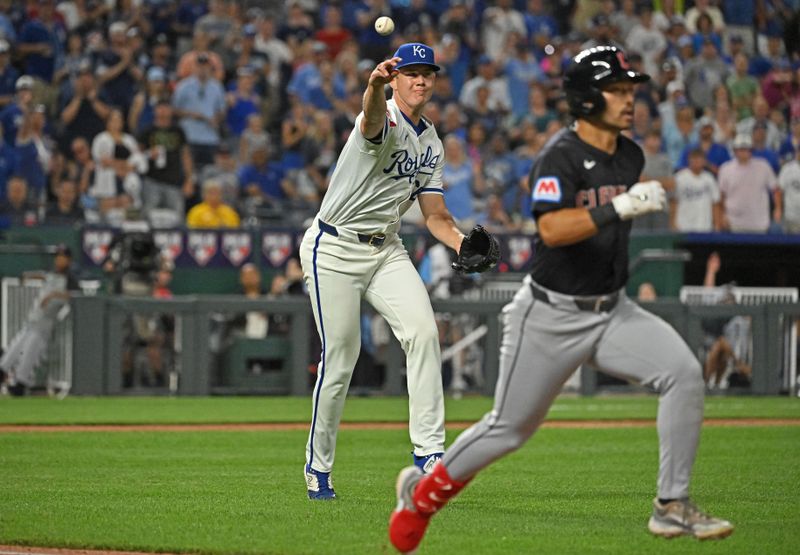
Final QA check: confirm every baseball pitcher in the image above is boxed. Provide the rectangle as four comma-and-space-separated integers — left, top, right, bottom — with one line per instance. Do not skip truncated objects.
389, 46, 733, 552
300, 43, 499, 500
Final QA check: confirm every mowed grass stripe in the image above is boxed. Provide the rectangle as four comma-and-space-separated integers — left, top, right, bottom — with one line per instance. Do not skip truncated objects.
0, 426, 798, 554
0, 395, 798, 425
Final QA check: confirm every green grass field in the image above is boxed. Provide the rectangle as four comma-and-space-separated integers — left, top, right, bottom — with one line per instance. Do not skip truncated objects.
1, 396, 798, 554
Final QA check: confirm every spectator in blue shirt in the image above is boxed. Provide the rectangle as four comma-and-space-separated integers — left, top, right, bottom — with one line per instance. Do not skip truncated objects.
751, 121, 781, 173
778, 118, 800, 163
225, 66, 260, 138
172, 53, 226, 169
524, 0, 559, 54
0, 39, 19, 109
0, 122, 18, 200
238, 145, 296, 205
0, 76, 35, 146
17, 0, 64, 83
677, 117, 731, 175
441, 135, 478, 223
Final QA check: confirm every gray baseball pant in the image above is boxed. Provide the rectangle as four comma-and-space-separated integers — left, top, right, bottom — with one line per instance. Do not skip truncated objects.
443, 276, 704, 500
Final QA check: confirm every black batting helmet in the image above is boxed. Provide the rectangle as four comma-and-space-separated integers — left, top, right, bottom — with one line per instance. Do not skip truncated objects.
564, 46, 650, 117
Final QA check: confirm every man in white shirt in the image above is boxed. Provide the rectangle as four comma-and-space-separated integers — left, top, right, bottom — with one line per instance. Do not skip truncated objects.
777, 148, 800, 233
672, 148, 721, 231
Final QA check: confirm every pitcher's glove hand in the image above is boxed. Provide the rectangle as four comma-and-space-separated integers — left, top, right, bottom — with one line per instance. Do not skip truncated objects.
452, 225, 500, 274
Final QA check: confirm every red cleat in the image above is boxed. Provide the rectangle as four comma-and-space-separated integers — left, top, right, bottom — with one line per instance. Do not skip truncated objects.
389, 462, 470, 553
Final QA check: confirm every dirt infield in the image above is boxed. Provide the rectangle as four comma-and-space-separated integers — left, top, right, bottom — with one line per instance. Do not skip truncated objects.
0, 418, 798, 433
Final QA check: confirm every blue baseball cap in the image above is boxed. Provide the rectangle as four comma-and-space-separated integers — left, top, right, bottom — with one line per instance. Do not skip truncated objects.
392, 43, 440, 72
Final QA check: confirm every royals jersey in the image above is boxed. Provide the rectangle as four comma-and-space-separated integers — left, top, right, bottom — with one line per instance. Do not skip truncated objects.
317, 98, 445, 233
529, 128, 644, 295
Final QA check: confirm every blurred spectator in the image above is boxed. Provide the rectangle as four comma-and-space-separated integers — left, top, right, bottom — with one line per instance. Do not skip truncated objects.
777, 148, 800, 234
0, 39, 18, 108
44, 178, 83, 225
711, 96, 737, 144
233, 23, 269, 77
761, 60, 795, 112
90, 108, 147, 224
280, 101, 311, 172
199, 143, 240, 207
15, 103, 52, 207
480, 0, 526, 62
238, 112, 269, 166
722, 1, 756, 55
525, 0, 559, 53
625, 3, 666, 79
751, 121, 781, 174
173, 53, 225, 169
726, 53, 759, 121
238, 145, 296, 209
718, 134, 780, 232
690, 13, 723, 55
139, 101, 195, 226
195, 0, 235, 54
17, 0, 64, 85
502, 38, 545, 120
53, 32, 88, 95
476, 192, 518, 233
1, 76, 35, 146
671, 147, 721, 232
65, 137, 94, 199
516, 83, 557, 134
314, 5, 352, 60
459, 56, 511, 114
177, 29, 225, 82
128, 66, 171, 136
685, 0, 725, 34
677, 116, 731, 175
736, 96, 782, 151
441, 134, 478, 225
779, 118, 800, 163
95, 21, 142, 115
0, 176, 37, 226
225, 66, 261, 147
254, 16, 292, 89
0, 122, 16, 198
662, 104, 696, 169
465, 85, 501, 134
186, 178, 240, 229
635, 130, 673, 232
235, 263, 268, 339
658, 78, 686, 126
611, 0, 639, 42
58, 61, 111, 155
581, 13, 624, 51
629, 99, 653, 144
683, 39, 729, 111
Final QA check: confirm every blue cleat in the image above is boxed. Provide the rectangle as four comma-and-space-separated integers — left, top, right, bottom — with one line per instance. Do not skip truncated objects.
305, 464, 336, 500
413, 452, 443, 474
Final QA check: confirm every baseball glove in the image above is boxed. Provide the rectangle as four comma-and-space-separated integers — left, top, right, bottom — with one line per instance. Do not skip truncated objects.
452, 225, 500, 274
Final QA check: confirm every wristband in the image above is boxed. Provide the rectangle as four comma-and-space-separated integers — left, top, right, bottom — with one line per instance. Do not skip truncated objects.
589, 203, 621, 228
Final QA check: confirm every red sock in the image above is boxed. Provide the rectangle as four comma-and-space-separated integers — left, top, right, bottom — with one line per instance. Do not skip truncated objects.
412, 462, 471, 516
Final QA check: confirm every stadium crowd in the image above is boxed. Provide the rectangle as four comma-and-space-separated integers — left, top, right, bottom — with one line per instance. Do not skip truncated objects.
0, 0, 798, 234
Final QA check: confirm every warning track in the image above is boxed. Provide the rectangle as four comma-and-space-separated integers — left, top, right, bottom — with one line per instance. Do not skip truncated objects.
0, 418, 798, 433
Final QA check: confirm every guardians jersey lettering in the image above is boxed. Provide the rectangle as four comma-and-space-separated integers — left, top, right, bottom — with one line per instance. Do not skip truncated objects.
529, 128, 644, 295
317, 99, 444, 233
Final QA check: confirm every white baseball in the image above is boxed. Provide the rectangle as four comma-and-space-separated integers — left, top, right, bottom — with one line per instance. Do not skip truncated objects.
375, 16, 395, 36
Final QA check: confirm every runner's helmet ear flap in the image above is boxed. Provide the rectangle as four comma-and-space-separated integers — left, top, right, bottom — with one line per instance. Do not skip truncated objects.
564, 45, 650, 117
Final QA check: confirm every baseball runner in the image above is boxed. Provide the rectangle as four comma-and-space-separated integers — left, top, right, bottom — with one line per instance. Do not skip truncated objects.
0, 245, 78, 396
300, 42, 499, 500
388, 46, 734, 552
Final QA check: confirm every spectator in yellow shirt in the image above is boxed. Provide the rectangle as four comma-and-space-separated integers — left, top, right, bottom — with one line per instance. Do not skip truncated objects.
186, 179, 240, 228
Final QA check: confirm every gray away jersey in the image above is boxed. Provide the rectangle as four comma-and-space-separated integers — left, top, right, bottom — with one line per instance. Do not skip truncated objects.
318, 98, 444, 233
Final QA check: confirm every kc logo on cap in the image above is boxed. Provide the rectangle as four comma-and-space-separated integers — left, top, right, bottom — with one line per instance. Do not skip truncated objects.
393, 43, 441, 72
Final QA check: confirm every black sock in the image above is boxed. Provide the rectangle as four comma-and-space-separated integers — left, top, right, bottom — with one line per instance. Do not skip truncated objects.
658, 498, 677, 505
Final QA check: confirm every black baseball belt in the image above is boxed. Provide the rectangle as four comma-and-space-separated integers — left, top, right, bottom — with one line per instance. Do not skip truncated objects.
318, 219, 386, 247
529, 282, 619, 313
